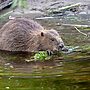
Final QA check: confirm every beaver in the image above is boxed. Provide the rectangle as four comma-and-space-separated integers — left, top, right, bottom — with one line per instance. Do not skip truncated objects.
0, 18, 66, 52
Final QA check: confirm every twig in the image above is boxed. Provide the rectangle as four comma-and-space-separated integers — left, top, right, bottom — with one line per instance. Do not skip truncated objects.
74, 26, 88, 36
0, 10, 13, 19
47, 3, 81, 13
62, 24, 90, 28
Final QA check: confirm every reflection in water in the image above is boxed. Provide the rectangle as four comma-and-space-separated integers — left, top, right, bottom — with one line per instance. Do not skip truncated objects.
0, 23, 90, 89
0, 4, 90, 89
0, 48, 90, 90
0, 21, 90, 89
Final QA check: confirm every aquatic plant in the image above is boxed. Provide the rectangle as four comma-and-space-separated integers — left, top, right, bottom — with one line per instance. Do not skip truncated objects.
34, 45, 90, 61
33, 46, 78, 61
34, 51, 51, 61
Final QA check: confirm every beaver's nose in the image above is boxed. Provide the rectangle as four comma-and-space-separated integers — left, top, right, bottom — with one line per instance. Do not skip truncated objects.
59, 43, 64, 49
61, 47, 68, 52
59, 44, 68, 51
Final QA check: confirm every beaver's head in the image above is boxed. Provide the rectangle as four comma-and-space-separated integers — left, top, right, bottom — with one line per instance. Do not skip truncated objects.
38, 29, 67, 52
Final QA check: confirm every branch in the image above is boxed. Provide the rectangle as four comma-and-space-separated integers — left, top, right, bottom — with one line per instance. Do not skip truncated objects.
74, 26, 88, 36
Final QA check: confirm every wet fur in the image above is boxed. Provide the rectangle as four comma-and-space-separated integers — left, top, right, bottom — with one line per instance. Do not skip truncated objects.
0, 18, 64, 52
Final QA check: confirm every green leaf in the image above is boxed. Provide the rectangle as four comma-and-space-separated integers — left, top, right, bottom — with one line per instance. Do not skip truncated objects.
34, 51, 50, 61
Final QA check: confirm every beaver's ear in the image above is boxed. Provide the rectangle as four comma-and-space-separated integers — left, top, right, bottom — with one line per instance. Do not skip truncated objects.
41, 32, 44, 37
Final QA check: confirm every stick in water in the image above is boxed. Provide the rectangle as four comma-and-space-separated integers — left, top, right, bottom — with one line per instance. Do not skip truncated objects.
74, 26, 88, 37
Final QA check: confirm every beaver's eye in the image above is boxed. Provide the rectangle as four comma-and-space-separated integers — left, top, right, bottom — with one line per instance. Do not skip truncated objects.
51, 38, 55, 41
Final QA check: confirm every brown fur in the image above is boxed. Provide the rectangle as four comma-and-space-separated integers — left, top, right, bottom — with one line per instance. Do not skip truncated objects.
0, 18, 64, 52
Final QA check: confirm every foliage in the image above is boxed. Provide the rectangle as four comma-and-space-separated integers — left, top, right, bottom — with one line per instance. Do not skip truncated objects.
34, 51, 51, 61
11, 0, 28, 9
33, 45, 90, 61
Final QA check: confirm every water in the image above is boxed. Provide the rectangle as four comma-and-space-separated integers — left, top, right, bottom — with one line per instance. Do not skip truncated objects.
0, 54, 90, 90
0, 1, 90, 90
0, 18, 90, 89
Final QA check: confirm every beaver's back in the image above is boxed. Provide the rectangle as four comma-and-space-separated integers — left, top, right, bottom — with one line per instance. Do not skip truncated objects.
0, 18, 44, 51
0, 18, 44, 35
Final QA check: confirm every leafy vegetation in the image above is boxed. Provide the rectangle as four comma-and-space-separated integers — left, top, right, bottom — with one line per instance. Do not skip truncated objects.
11, 0, 28, 9
34, 51, 51, 61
